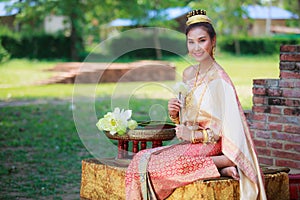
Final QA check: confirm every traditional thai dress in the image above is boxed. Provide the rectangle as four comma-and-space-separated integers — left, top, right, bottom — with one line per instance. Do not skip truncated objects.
125, 64, 267, 200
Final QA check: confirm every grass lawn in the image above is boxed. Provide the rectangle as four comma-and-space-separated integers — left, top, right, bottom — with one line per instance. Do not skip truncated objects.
0, 54, 279, 199
0, 54, 279, 109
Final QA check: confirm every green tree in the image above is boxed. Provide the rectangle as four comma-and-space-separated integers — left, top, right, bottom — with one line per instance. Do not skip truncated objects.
10, 0, 89, 60
9, 0, 126, 60
280, 0, 300, 27
112, 0, 191, 59
11, 0, 186, 60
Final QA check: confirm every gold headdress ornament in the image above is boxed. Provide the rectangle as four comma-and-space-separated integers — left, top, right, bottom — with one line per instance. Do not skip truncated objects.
186, 9, 212, 26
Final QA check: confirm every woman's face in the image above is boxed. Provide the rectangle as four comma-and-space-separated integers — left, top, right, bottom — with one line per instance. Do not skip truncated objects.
187, 26, 215, 62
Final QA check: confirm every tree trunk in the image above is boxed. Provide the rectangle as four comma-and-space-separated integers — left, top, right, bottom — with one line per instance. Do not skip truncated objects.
153, 28, 162, 60
70, 12, 83, 61
70, 19, 79, 61
234, 39, 241, 55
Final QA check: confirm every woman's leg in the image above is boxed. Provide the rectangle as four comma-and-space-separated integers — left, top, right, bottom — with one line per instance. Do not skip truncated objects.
212, 155, 240, 180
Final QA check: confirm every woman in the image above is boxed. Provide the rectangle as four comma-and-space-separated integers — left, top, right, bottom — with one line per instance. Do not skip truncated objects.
125, 9, 266, 200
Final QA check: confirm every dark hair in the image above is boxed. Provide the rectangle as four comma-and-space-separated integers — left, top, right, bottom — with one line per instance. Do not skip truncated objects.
185, 22, 216, 40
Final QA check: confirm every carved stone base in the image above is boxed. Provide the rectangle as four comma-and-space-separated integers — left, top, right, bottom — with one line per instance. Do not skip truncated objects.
80, 158, 290, 200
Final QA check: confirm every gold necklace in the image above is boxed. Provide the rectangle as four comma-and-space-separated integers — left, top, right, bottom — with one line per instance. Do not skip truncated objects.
185, 63, 214, 110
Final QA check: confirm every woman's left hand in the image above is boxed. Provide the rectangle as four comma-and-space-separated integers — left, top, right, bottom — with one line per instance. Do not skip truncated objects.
175, 124, 192, 141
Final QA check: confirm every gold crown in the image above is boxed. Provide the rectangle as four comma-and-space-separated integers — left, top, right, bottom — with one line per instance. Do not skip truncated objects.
186, 9, 212, 26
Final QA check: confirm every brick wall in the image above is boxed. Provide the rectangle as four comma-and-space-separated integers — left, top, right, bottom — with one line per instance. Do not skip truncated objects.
249, 45, 300, 170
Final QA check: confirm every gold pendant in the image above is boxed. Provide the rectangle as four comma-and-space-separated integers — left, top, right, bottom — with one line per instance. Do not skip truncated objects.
185, 92, 193, 109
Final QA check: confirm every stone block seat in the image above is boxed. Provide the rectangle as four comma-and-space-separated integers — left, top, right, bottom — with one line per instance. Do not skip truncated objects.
80, 158, 290, 200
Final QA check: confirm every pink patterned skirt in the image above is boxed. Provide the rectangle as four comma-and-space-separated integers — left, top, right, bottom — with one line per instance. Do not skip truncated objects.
125, 140, 222, 200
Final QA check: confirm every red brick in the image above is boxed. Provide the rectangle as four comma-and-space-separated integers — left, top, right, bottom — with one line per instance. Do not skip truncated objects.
252, 87, 266, 96
269, 141, 283, 149
272, 132, 300, 143
253, 79, 267, 85
283, 124, 300, 134
276, 159, 300, 169
282, 88, 300, 98
258, 157, 273, 166
285, 99, 300, 107
280, 61, 296, 70
270, 106, 283, 115
252, 105, 269, 113
256, 147, 271, 156
280, 54, 300, 62
283, 108, 300, 116
267, 123, 283, 131
266, 88, 282, 96
295, 80, 300, 87
267, 115, 300, 124
268, 97, 285, 106
252, 106, 283, 115
272, 150, 300, 160
251, 121, 267, 130
255, 130, 271, 139
252, 113, 267, 121
280, 45, 299, 52
253, 139, 267, 147
266, 79, 279, 87
253, 96, 266, 105
279, 79, 295, 88
280, 71, 300, 79
285, 143, 300, 152
283, 116, 300, 124
268, 115, 283, 123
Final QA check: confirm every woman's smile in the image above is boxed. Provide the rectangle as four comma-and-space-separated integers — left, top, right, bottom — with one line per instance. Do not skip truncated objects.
193, 51, 204, 57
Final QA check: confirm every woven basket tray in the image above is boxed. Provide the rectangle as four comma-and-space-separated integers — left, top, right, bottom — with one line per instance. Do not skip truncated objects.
104, 123, 176, 141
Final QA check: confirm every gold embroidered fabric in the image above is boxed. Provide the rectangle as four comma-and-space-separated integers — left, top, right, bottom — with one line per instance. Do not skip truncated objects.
80, 159, 290, 200
80, 159, 126, 200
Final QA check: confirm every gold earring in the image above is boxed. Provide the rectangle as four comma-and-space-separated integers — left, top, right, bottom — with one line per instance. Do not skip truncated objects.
212, 46, 216, 59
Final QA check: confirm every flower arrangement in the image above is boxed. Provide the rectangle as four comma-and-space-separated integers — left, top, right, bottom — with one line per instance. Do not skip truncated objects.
96, 107, 138, 135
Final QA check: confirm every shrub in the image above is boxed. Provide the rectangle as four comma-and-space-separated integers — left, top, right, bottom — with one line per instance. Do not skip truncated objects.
0, 33, 72, 60
109, 32, 186, 59
0, 39, 10, 63
219, 36, 300, 55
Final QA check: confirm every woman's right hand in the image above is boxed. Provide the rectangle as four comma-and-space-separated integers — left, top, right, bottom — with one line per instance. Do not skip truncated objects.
168, 98, 181, 118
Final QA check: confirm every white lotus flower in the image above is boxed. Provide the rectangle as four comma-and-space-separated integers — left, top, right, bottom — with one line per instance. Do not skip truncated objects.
96, 107, 137, 135
173, 82, 190, 97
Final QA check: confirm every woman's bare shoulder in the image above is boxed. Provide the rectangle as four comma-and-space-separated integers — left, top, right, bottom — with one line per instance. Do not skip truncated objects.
183, 65, 196, 82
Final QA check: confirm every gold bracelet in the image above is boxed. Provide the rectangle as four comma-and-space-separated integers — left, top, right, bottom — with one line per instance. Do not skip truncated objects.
202, 129, 208, 144
207, 129, 214, 143
191, 130, 202, 144
169, 114, 179, 124
191, 130, 195, 143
